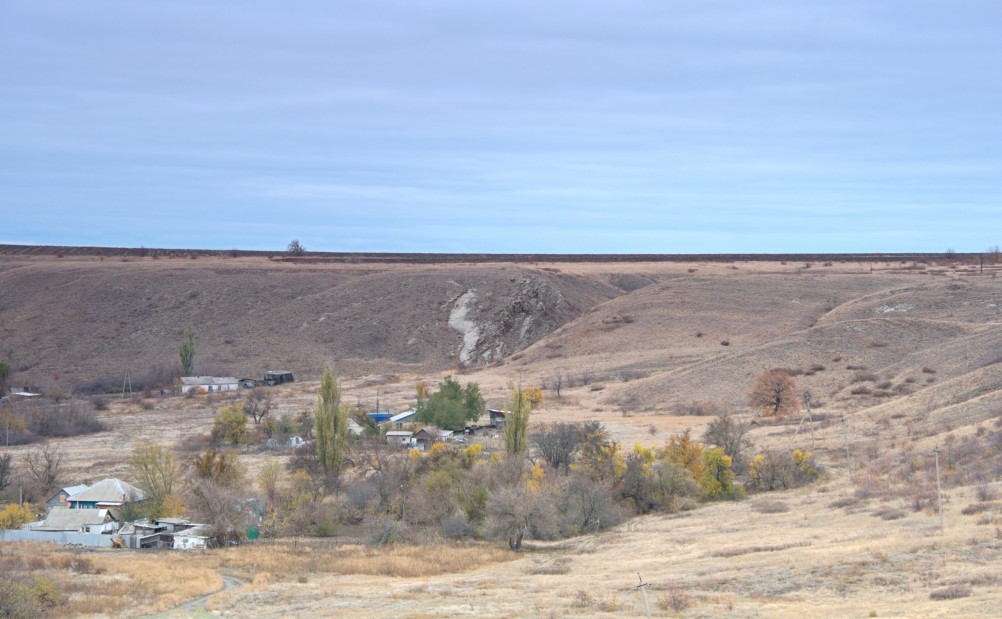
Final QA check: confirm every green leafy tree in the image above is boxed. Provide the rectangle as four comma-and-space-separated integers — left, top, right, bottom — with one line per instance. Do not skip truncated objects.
178, 322, 196, 376
211, 403, 248, 446
504, 388, 531, 456
314, 363, 348, 479
415, 376, 485, 431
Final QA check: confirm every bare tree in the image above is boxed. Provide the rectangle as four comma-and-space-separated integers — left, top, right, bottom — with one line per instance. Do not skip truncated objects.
0, 453, 12, 491
558, 474, 621, 535
244, 388, 273, 425
24, 442, 63, 497
534, 422, 584, 474
287, 239, 306, 256
131, 442, 182, 515
486, 482, 556, 551
747, 448, 795, 491
184, 478, 246, 545
701, 412, 754, 472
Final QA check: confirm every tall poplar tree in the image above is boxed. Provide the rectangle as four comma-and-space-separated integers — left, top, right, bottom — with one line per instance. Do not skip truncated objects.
504, 387, 532, 456
314, 363, 348, 483
178, 322, 196, 376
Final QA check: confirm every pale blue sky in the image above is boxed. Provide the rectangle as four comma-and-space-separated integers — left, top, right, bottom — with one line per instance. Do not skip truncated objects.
2, 1, 1000, 253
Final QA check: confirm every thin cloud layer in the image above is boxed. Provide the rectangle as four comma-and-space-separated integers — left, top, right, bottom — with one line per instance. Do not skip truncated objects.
1, 1, 1000, 252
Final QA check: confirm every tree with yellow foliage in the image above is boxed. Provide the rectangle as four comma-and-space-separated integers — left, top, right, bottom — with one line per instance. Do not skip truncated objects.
523, 387, 544, 410
0, 503, 33, 529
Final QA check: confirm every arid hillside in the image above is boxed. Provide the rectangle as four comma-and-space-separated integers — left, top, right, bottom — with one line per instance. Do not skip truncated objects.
0, 255, 628, 391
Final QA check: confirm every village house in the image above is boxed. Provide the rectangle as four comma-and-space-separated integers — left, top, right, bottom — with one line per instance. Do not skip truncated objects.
389, 408, 417, 427
31, 508, 118, 534
386, 430, 413, 447
410, 428, 451, 451
179, 376, 240, 394
67, 478, 145, 510
45, 484, 90, 512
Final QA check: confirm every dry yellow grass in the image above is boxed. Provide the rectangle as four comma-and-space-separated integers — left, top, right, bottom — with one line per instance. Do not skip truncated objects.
2, 543, 222, 616
3, 541, 515, 617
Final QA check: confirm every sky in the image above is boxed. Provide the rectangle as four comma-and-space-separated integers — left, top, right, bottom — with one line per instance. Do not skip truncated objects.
1, 1, 1000, 254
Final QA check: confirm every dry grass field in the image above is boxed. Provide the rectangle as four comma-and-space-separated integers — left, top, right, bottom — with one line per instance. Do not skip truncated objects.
2, 252, 1002, 617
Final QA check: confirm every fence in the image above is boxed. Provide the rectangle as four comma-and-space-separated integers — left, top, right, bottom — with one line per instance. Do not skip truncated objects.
0, 530, 116, 547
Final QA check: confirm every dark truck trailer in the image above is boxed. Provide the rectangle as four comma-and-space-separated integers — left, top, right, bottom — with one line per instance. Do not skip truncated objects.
263, 371, 295, 386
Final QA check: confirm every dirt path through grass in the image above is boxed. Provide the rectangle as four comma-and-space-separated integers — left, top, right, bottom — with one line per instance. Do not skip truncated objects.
144, 574, 246, 619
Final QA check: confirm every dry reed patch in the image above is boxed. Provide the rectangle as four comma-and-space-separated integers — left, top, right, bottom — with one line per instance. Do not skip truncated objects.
709, 541, 812, 558
0, 544, 222, 616
214, 542, 515, 580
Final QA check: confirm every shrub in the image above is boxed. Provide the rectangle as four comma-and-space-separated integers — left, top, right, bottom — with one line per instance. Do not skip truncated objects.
675, 400, 722, 416
851, 372, 879, 383
0, 578, 35, 619
211, 403, 248, 446
0, 503, 34, 529
751, 498, 790, 514
368, 519, 403, 546
658, 582, 690, 613
440, 511, 472, 539
30, 576, 65, 609
929, 584, 971, 600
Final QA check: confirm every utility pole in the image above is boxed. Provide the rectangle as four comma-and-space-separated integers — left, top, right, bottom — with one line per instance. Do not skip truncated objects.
841, 415, 853, 482
635, 574, 652, 619
787, 391, 816, 452
805, 392, 815, 452
934, 446, 944, 533
121, 369, 132, 400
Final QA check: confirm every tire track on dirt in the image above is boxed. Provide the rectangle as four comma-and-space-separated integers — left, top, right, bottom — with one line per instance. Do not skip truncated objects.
142, 574, 246, 619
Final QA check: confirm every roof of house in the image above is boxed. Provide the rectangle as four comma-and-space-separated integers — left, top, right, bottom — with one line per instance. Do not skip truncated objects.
175, 524, 214, 538
68, 478, 146, 504
181, 376, 239, 386
390, 409, 417, 423
347, 418, 364, 434
386, 430, 413, 437
33, 508, 113, 532
155, 517, 192, 526
49, 484, 90, 501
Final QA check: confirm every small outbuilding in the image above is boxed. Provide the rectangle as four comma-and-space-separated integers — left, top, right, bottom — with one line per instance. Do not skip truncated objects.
173, 525, 214, 550
488, 409, 506, 428
386, 430, 413, 447
180, 377, 240, 394
410, 428, 447, 451
263, 371, 294, 386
